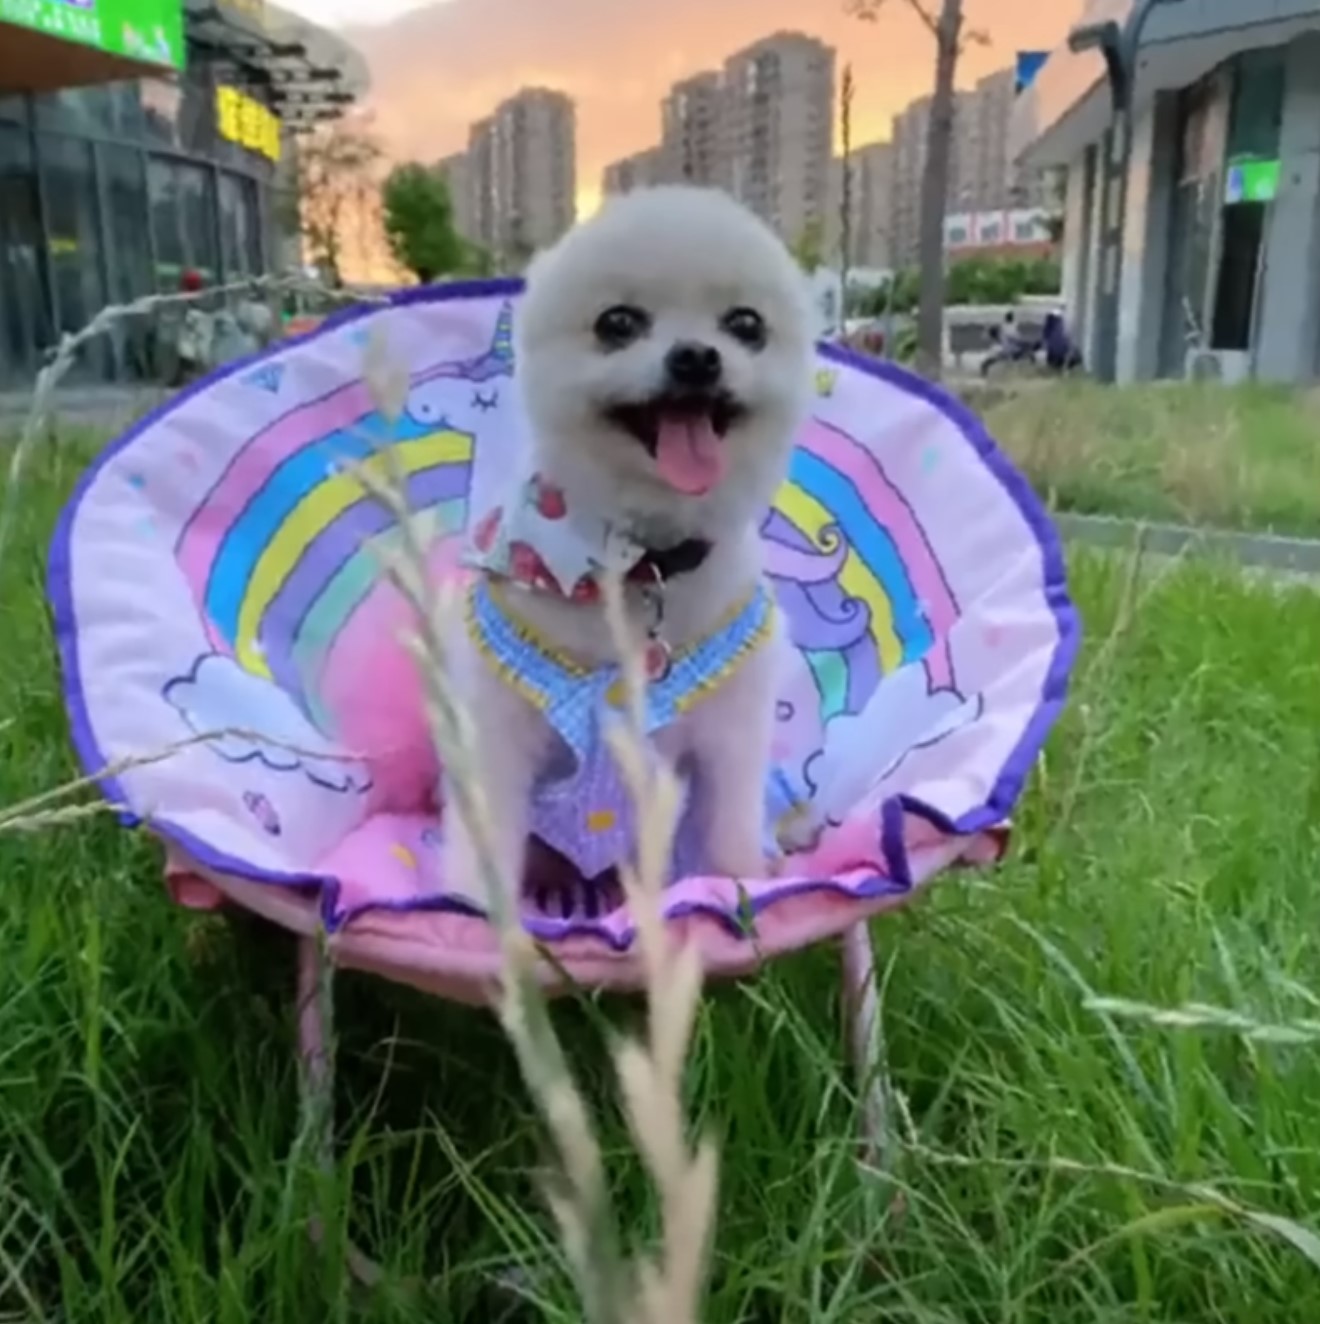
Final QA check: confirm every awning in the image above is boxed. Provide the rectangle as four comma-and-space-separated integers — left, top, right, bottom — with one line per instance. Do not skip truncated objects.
1011, 3, 1320, 167
184, 1, 366, 128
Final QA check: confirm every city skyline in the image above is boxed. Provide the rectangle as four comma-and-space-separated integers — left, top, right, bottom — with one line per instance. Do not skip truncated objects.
602, 34, 835, 246
342, 0, 1080, 218
594, 38, 1043, 270
440, 31, 1048, 270
440, 87, 577, 259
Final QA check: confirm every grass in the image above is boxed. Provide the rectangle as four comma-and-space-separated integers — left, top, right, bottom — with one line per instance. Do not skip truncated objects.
984, 381, 1320, 538
4, 442, 1320, 1321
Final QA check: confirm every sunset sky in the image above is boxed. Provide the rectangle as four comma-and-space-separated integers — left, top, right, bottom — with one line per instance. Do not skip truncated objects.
280, 0, 1086, 218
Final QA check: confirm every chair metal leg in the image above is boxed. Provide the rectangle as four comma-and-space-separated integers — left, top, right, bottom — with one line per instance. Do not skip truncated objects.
297, 932, 384, 1289
841, 921, 893, 1169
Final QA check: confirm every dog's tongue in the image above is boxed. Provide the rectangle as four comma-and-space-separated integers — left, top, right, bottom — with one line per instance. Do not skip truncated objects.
654, 415, 727, 495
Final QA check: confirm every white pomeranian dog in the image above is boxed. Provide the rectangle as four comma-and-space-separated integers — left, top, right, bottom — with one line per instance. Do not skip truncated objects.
444, 185, 816, 906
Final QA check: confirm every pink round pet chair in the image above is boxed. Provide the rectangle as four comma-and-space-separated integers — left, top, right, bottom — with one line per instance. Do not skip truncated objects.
50, 280, 1076, 1172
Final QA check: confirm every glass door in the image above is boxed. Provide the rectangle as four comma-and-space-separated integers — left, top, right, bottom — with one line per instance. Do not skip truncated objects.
147, 155, 219, 292
40, 133, 109, 380
0, 124, 48, 387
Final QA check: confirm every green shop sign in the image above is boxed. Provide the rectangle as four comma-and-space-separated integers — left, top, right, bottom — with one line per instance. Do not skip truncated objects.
0, 0, 185, 71
1225, 157, 1281, 205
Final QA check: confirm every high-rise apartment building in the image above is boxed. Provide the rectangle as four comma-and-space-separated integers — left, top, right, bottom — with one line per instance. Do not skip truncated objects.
720, 32, 835, 243
832, 140, 895, 269
955, 69, 1011, 214
490, 87, 576, 257
661, 71, 724, 186
465, 116, 497, 252
443, 88, 576, 261
890, 65, 1046, 266
594, 32, 838, 244
954, 68, 1045, 214
889, 94, 965, 267
437, 150, 476, 244
601, 146, 666, 197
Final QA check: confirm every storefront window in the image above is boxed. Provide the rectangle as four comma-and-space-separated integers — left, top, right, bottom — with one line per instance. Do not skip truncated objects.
1207, 50, 1285, 354
103, 147, 152, 301
148, 156, 219, 290
35, 86, 114, 136
0, 125, 48, 386
1159, 77, 1224, 373
102, 145, 156, 380
142, 66, 219, 156
41, 134, 109, 375
218, 171, 263, 278
141, 78, 184, 148
0, 49, 312, 386
1226, 49, 1285, 166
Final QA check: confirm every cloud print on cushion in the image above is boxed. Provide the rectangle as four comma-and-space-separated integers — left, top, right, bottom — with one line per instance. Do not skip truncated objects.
164, 653, 372, 794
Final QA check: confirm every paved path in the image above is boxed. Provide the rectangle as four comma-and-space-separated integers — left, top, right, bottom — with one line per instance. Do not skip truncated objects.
1057, 512, 1320, 587
0, 385, 167, 431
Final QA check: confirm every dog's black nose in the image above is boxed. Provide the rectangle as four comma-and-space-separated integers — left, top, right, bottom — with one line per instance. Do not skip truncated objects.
665, 341, 722, 390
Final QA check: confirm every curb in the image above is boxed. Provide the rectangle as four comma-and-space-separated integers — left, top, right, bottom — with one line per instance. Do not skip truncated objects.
1055, 512, 1320, 574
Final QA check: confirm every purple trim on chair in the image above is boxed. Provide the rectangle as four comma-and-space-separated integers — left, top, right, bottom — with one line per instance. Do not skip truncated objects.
818, 342, 1081, 836
47, 284, 1077, 952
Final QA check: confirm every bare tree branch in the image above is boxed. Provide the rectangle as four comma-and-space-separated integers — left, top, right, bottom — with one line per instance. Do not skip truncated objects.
845, 0, 938, 37
845, 0, 989, 52
845, 0, 976, 380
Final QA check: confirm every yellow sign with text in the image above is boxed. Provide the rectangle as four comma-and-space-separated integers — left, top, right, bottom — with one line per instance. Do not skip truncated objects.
216, 85, 282, 163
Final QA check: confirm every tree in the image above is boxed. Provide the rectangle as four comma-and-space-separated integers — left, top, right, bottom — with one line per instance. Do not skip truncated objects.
289, 113, 383, 287
847, 0, 986, 380
382, 163, 466, 284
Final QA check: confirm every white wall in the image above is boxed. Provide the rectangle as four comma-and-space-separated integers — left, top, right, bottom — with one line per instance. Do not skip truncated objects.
1082, 139, 1109, 370
1059, 147, 1096, 353
1255, 34, 1320, 384
1116, 93, 1178, 384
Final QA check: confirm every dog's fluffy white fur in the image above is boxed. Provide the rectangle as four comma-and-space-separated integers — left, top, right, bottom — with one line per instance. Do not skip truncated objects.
443, 185, 816, 901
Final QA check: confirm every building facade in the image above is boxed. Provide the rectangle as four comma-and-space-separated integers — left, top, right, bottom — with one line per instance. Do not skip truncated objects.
889, 94, 943, 267
830, 139, 895, 270
463, 117, 497, 254
436, 149, 474, 244
601, 32, 837, 247
491, 88, 576, 259
721, 32, 835, 244
446, 88, 576, 261
661, 71, 724, 187
0, 0, 365, 387
1012, 0, 1320, 385
601, 146, 665, 198
888, 64, 1044, 268
953, 68, 1049, 216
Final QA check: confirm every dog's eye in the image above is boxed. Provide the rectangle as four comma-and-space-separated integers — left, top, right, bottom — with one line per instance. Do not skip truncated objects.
593, 305, 650, 350
721, 307, 767, 351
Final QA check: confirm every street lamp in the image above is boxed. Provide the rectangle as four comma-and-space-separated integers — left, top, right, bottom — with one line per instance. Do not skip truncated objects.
1069, 0, 1188, 382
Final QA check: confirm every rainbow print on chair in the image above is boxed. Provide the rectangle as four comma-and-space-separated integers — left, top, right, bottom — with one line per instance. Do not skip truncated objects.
49, 280, 1077, 993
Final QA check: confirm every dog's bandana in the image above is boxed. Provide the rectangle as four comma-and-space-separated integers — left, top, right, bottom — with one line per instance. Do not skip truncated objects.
464, 577, 800, 881
464, 471, 649, 603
